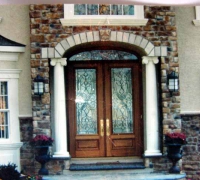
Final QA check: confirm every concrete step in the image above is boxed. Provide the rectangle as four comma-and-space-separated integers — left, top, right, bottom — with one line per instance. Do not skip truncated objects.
43, 169, 186, 180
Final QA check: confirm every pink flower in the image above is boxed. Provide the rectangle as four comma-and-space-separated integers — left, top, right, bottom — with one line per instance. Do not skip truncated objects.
30, 134, 54, 146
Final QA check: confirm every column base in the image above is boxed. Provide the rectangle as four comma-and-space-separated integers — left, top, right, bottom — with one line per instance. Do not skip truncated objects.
144, 150, 162, 157
53, 151, 70, 158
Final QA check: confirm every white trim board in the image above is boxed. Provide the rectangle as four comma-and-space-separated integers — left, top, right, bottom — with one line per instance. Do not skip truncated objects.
0, 46, 25, 53
0, 52, 20, 61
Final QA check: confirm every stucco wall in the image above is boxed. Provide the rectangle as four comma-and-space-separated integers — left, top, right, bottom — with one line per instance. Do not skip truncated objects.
0, 5, 32, 116
176, 7, 200, 112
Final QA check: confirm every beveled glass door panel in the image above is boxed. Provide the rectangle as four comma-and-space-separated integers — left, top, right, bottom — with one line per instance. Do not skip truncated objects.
67, 62, 105, 158
111, 68, 133, 134
75, 69, 97, 135
105, 62, 142, 157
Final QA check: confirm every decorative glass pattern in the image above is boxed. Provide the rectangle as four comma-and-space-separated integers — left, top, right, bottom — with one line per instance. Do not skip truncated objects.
123, 5, 134, 15
111, 5, 122, 15
74, 4, 86, 15
0, 82, 9, 138
87, 4, 98, 15
99, 4, 110, 15
76, 69, 97, 134
70, 50, 138, 61
111, 68, 133, 134
74, 4, 134, 15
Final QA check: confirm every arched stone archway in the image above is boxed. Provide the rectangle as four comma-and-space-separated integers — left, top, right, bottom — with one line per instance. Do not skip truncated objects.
41, 30, 166, 159
41, 30, 167, 59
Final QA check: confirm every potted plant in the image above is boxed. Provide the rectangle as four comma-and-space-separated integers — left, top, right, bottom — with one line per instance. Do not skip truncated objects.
165, 132, 187, 174
30, 134, 54, 175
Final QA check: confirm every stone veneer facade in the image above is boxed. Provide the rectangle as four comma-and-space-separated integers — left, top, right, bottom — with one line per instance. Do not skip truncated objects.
23, 3, 197, 178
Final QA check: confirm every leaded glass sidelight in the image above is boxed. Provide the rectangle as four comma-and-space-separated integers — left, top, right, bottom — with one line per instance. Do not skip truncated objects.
0, 82, 9, 139
111, 68, 133, 134
87, 4, 98, 15
74, 4, 86, 15
99, 5, 110, 15
123, 5, 134, 15
111, 5, 122, 15
75, 69, 97, 134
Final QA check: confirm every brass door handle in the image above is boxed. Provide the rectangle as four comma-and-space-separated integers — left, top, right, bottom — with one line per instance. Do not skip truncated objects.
100, 119, 104, 137
106, 119, 110, 136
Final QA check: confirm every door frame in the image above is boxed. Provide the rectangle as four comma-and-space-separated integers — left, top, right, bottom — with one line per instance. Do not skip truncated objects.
66, 60, 143, 158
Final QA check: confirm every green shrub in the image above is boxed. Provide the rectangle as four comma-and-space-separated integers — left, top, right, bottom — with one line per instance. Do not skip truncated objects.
0, 163, 20, 180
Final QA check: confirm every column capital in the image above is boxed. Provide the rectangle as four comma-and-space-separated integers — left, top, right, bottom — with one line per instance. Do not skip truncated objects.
142, 56, 159, 65
50, 58, 67, 66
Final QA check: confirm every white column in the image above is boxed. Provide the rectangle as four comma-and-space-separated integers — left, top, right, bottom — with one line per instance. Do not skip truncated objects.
142, 56, 162, 157
50, 58, 70, 158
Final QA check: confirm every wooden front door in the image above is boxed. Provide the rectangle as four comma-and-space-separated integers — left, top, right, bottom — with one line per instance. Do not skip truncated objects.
67, 61, 143, 158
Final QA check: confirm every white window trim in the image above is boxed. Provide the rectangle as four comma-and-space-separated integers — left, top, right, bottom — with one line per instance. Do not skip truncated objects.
0, 69, 21, 143
0, 69, 23, 172
60, 4, 148, 26
0, 46, 25, 62
193, 6, 200, 26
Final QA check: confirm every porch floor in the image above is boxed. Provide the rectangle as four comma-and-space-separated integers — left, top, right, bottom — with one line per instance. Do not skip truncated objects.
43, 169, 186, 180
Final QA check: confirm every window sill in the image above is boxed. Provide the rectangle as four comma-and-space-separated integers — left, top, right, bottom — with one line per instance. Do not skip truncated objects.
0, 142, 23, 149
60, 18, 148, 26
193, 19, 200, 26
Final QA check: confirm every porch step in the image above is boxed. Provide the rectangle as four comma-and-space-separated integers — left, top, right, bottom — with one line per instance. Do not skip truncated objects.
69, 157, 144, 171
69, 162, 145, 171
45, 169, 186, 180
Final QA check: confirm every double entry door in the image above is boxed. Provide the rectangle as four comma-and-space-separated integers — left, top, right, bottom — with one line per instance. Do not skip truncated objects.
67, 61, 143, 158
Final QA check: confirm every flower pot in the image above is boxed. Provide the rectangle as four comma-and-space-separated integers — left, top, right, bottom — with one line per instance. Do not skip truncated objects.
35, 146, 51, 175
166, 144, 182, 174
36, 146, 49, 156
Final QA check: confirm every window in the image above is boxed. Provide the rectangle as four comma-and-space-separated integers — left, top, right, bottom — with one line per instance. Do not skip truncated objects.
60, 4, 148, 26
74, 4, 135, 15
69, 50, 138, 61
193, 6, 200, 26
0, 82, 9, 139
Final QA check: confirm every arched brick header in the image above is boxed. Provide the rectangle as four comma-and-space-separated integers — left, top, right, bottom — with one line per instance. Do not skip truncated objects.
41, 30, 167, 59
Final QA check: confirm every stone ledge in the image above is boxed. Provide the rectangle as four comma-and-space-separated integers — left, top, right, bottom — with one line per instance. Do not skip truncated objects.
180, 111, 200, 116
50, 156, 71, 161
43, 169, 186, 180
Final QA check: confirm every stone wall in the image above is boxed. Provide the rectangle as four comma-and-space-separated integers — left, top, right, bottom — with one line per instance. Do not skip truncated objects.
20, 117, 66, 175
29, 4, 180, 174
20, 117, 34, 174
182, 115, 200, 180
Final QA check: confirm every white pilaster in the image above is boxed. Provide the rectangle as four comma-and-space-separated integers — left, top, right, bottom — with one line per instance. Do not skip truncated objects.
50, 58, 70, 158
142, 56, 162, 157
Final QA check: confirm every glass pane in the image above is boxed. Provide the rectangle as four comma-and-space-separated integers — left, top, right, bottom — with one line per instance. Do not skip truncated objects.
123, 5, 134, 15
111, 5, 122, 15
74, 4, 86, 15
69, 50, 138, 61
76, 69, 97, 134
0, 82, 7, 95
111, 68, 133, 133
0, 82, 8, 109
0, 112, 9, 138
0, 96, 8, 109
99, 4, 110, 15
87, 4, 98, 15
